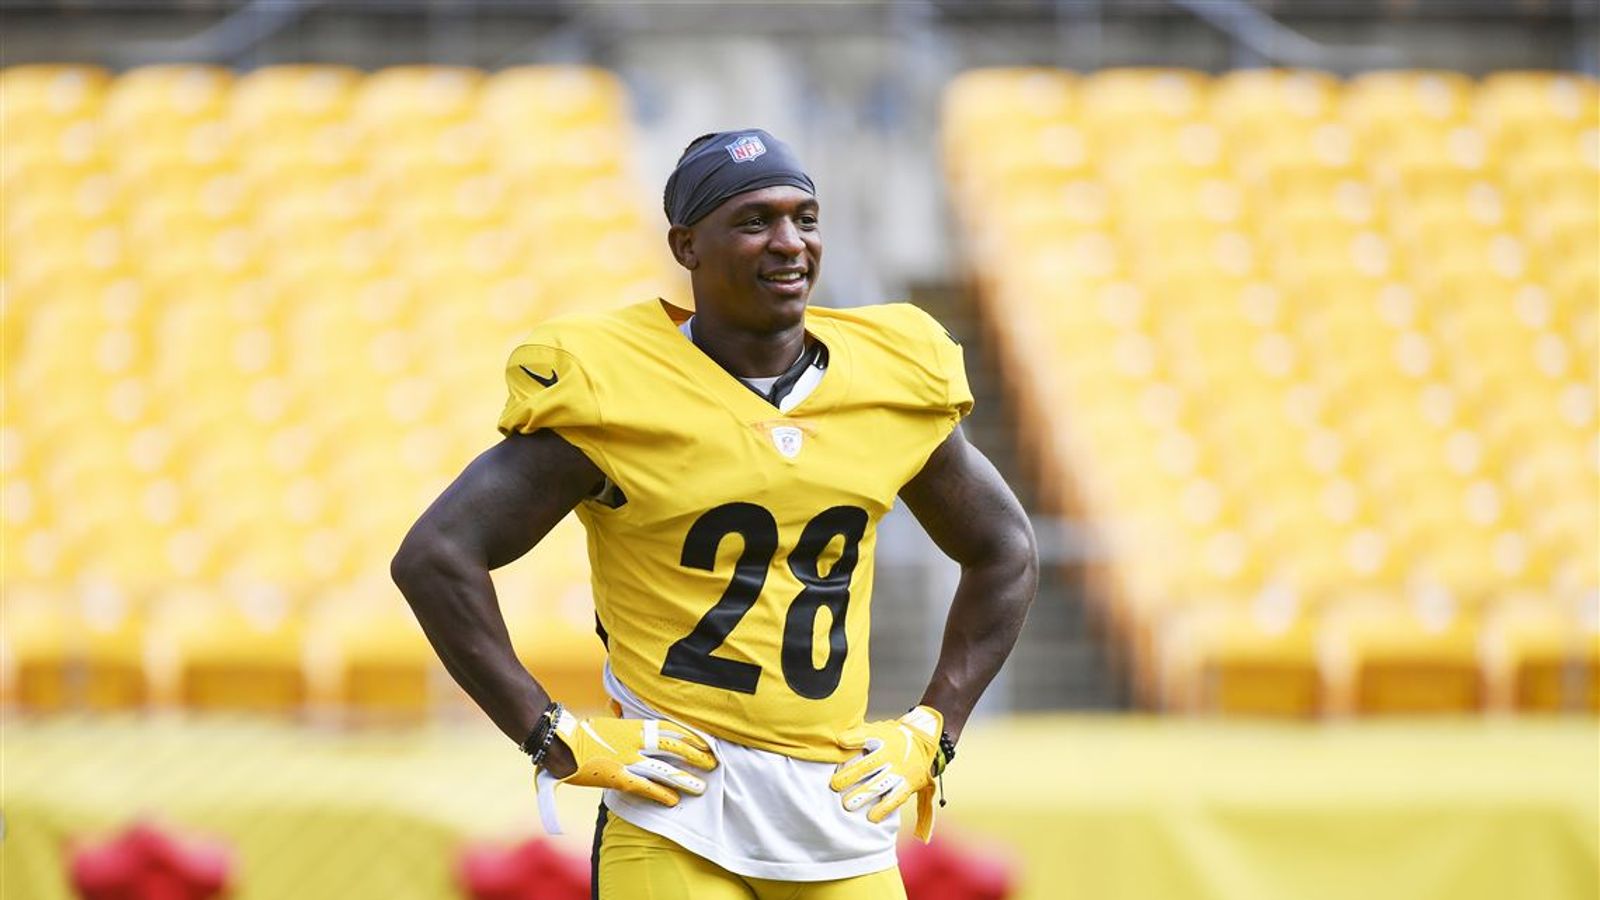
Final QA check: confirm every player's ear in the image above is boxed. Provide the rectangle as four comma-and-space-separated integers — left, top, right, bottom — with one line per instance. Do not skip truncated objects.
668, 224, 698, 270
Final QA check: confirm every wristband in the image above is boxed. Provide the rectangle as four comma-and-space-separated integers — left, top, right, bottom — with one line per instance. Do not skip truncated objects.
519, 701, 563, 766
934, 730, 957, 775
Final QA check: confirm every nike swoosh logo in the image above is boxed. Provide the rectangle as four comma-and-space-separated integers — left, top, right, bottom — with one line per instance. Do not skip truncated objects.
519, 365, 558, 387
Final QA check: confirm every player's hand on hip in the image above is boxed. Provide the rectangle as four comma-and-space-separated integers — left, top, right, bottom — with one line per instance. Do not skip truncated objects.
543, 709, 717, 807
830, 705, 943, 836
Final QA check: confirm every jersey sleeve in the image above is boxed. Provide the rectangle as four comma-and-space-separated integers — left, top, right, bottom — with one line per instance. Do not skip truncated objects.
497, 338, 603, 437
900, 304, 974, 426
927, 312, 975, 425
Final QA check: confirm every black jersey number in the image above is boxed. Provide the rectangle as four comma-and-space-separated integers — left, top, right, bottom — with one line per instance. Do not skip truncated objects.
661, 502, 869, 699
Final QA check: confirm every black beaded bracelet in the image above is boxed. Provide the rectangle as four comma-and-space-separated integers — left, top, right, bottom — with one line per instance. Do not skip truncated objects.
519, 701, 563, 766
933, 730, 957, 776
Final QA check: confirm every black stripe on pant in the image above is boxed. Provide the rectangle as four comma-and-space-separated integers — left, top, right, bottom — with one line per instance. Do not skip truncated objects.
590, 801, 608, 900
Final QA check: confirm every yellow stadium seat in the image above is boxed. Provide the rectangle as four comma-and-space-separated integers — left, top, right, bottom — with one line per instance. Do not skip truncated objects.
131, 167, 256, 223
3, 172, 124, 263
0, 587, 148, 711
354, 65, 483, 129
1549, 250, 1599, 308
1254, 167, 1380, 228
1367, 122, 1493, 178
948, 128, 1096, 205
1493, 121, 1597, 178
1, 137, 109, 212
943, 67, 1076, 133
367, 121, 496, 182
1482, 594, 1599, 712
1477, 71, 1599, 136
1345, 69, 1475, 138
1395, 215, 1514, 277
1081, 68, 1209, 127
381, 167, 512, 224
1098, 121, 1230, 185
480, 65, 631, 132
0, 594, 73, 710
1322, 597, 1484, 715
1506, 155, 1600, 218
238, 119, 368, 176
1411, 228, 1530, 284
305, 597, 437, 723
231, 64, 362, 130
1, 64, 107, 176
500, 608, 609, 716
1115, 172, 1246, 228
102, 66, 234, 163
1158, 603, 1321, 717
111, 117, 239, 181
0, 64, 109, 126
106, 63, 232, 116
150, 596, 307, 713
1232, 120, 1359, 182
1264, 220, 1392, 281
1527, 206, 1599, 265
1126, 220, 1256, 280
489, 122, 634, 184
1211, 68, 1340, 134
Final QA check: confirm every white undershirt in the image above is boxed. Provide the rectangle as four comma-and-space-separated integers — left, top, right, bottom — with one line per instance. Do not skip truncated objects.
600, 664, 900, 881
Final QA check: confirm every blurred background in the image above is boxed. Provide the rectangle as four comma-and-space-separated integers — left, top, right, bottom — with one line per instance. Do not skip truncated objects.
2, 2, 1596, 899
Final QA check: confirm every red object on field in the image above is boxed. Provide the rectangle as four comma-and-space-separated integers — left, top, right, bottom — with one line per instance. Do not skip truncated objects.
69, 821, 232, 900
900, 836, 1015, 900
458, 836, 591, 900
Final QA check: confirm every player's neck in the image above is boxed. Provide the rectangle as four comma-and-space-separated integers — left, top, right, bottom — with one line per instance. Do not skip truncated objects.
689, 312, 808, 379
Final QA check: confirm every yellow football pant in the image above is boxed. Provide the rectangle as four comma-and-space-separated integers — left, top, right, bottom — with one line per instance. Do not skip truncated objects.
594, 807, 907, 900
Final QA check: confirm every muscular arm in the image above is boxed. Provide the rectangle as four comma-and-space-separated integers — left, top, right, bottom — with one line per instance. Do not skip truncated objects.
390, 430, 601, 771
899, 427, 1038, 743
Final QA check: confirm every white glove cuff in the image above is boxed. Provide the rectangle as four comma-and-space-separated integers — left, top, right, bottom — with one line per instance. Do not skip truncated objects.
535, 767, 564, 835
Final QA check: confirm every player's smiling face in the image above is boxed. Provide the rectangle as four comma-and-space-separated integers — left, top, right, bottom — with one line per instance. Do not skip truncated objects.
671, 185, 822, 333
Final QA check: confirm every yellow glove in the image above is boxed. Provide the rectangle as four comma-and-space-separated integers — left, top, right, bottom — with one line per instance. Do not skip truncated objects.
830, 705, 944, 841
534, 709, 717, 834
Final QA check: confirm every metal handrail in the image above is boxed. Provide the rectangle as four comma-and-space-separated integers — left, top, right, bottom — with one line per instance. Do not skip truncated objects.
112, 0, 322, 68
1166, 0, 1405, 72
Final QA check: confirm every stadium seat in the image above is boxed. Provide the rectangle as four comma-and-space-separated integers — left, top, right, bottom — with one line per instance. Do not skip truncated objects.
1476, 71, 1599, 141
305, 596, 436, 723
1345, 70, 1475, 137
1482, 596, 1600, 712
480, 65, 632, 133
1081, 68, 1209, 129
353, 65, 483, 130
231, 64, 363, 130
0, 64, 108, 125
153, 597, 307, 713
1159, 603, 1321, 717
1211, 68, 1341, 134
0, 587, 148, 711
1321, 599, 1484, 714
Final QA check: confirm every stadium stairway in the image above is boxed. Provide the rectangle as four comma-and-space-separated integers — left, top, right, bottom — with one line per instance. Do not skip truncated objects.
910, 283, 1128, 711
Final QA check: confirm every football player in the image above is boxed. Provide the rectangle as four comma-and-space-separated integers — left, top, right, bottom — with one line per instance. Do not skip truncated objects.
393, 129, 1037, 899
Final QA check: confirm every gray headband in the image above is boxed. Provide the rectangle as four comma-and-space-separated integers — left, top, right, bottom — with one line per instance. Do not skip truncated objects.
663, 129, 816, 226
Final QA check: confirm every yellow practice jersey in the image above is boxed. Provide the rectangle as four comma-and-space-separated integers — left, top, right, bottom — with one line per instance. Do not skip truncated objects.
498, 299, 971, 762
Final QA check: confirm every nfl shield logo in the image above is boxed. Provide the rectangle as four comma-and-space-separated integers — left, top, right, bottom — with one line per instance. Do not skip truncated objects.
771, 426, 803, 459
726, 135, 767, 163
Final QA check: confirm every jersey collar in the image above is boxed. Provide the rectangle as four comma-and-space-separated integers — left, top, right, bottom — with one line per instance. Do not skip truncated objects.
648, 298, 850, 421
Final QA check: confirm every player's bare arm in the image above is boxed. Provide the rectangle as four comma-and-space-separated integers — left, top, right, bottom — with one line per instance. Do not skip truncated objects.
390, 429, 601, 777
899, 426, 1039, 743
